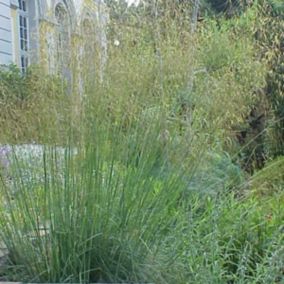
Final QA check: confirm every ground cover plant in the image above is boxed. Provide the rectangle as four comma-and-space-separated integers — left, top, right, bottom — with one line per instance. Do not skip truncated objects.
0, 0, 283, 283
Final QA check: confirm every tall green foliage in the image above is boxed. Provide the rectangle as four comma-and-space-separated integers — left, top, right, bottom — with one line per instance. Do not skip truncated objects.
0, 1, 283, 283
256, 1, 284, 157
0, 65, 72, 144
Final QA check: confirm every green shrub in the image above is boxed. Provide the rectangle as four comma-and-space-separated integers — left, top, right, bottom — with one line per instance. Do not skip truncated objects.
187, 151, 244, 196
0, 64, 29, 101
170, 192, 284, 283
0, 65, 72, 144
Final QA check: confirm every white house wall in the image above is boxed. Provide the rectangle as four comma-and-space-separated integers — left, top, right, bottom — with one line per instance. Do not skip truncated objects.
0, 0, 107, 75
0, 0, 13, 65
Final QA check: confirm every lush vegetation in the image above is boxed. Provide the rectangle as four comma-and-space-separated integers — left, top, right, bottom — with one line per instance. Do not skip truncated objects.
0, 0, 283, 283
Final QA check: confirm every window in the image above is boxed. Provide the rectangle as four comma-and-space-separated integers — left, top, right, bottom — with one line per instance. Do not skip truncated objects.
18, 0, 29, 73
55, 3, 71, 77
82, 19, 96, 64
82, 19, 97, 86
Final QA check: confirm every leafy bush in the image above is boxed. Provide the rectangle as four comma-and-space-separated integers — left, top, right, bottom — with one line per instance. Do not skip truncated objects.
0, 65, 72, 144
248, 156, 284, 195
187, 151, 244, 196
0, 64, 30, 101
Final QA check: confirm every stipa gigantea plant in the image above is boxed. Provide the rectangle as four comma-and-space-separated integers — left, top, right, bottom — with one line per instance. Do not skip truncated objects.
1, 2, 282, 283
0, 7, 198, 282
0, 65, 73, 145
0, 107, 198, 283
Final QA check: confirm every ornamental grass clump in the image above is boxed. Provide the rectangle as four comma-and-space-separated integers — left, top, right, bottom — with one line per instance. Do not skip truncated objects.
0, 2, 283, 283
0, 109, 191, 283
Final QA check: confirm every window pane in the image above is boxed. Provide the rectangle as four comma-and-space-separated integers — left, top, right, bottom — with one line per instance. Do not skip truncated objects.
18, 1, 29, 73
21, 56, 24, 68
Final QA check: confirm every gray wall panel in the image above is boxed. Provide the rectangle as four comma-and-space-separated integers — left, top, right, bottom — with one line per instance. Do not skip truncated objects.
0, 2, 10, 17
0, 15, 11, 30
0, 39, 12, 54
0, 27, 11, 41
0, 0, 12, 65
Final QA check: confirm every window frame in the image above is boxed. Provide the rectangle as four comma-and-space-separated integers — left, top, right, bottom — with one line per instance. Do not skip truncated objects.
81, 18, 97, 83
18, 0, 30, 73
54, 2, 72, 78
18, 0, 29, 73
